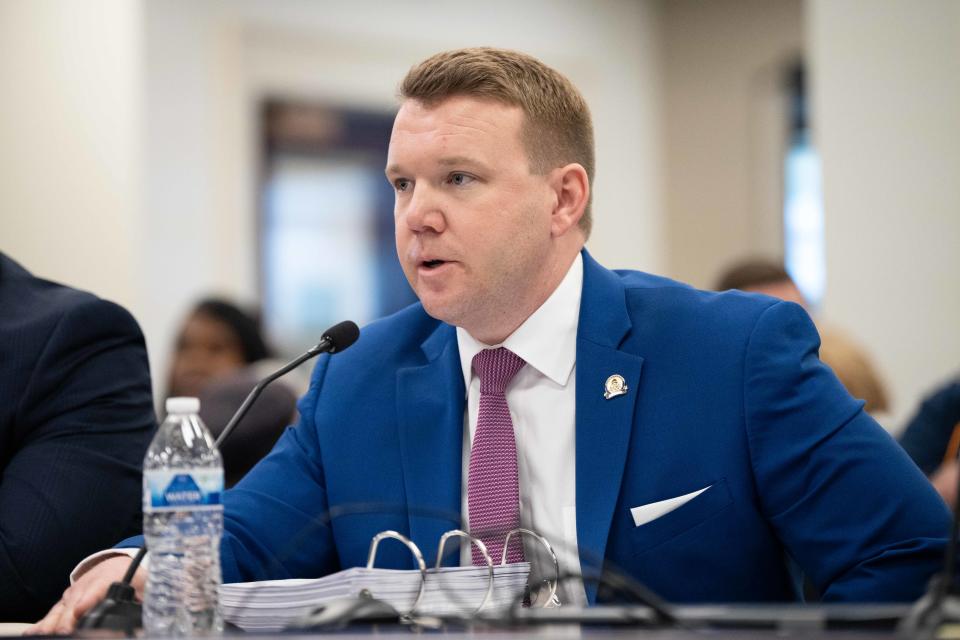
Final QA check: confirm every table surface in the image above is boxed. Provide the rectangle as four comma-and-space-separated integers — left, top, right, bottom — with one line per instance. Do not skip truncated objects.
0, 603, 926, 639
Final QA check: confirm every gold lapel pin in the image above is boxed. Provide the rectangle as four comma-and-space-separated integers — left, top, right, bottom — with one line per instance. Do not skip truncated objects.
604, 374, 628, 400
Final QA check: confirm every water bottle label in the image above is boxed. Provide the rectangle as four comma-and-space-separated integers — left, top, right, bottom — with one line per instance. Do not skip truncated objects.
144, 469, 224, 512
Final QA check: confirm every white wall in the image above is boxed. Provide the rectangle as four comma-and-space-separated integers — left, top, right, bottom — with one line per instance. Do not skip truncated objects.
139, 1, 232, 399
660, 0, 803, 288
0, 0, 143, 309
809, 0, 960, 430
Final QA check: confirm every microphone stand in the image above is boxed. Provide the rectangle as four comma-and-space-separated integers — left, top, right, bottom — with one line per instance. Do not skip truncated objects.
76, 547, 147, 636
76, 321, 359, 635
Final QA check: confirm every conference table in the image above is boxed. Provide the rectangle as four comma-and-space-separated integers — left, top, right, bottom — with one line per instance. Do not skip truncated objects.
1, 603, 943, 639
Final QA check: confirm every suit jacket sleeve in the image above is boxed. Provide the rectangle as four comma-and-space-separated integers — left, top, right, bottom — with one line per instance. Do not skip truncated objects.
0, 297, 155, 622
898, 380, 960, 475
743, 301, 950, 602
219, 354, 340, 583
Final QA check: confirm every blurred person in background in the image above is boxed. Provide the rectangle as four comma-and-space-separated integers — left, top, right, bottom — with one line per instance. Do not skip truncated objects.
899, 376, 960, 506
167, 298, 298, 486
716, 259, 807, 307
715, 258, 890, 416
0, 252, 155, 621
166, 298, 271, 399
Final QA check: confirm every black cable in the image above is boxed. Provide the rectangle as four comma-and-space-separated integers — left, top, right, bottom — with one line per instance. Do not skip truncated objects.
121, 546, 147, 585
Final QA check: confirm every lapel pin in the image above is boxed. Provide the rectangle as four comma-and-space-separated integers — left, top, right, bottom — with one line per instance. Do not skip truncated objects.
604, 374, 628, 400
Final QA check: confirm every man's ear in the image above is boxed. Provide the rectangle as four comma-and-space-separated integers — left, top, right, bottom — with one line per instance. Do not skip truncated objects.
548, 163, 589, 238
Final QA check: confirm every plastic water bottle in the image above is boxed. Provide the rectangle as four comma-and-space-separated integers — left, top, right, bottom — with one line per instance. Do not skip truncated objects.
143, 397, 224, 636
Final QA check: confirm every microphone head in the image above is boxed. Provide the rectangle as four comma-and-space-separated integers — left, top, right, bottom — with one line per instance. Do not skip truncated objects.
322, 320, 360, 354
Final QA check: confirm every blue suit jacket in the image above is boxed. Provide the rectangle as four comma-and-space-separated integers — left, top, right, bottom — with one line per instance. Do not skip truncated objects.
214, 251, 949, 604
0, 254, 156, 621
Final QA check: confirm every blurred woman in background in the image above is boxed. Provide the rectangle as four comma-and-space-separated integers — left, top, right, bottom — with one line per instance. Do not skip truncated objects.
167, 298, 271, 400
167, 297, 298, 486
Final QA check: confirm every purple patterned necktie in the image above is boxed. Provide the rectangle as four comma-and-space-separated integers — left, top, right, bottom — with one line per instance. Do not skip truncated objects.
468, 347, 526, 565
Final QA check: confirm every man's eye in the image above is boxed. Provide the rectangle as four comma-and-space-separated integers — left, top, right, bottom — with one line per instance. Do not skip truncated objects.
394, 179, 411, 192
449, 173, 474, 186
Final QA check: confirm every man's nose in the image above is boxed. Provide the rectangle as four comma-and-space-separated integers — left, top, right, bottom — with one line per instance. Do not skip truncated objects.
403, 184, 446, 233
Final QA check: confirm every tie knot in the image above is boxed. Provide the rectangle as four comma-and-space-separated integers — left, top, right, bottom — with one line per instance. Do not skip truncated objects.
472, 348, 526, 394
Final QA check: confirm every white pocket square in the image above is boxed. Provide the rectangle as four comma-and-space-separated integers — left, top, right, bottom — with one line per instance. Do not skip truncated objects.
630, 485, 712, 527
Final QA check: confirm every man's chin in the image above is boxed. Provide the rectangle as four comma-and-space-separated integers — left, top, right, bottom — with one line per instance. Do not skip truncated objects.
418, 296, 467, 327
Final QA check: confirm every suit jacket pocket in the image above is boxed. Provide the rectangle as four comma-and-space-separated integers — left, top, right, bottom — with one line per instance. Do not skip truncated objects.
626, 477, 733, 556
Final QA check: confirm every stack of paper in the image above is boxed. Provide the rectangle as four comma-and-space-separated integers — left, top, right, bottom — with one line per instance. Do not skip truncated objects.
219, 562, 530, 631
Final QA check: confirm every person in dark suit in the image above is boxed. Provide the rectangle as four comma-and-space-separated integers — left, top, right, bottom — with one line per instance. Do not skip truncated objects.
899, 377, 960, 505
33, 47, 951, 632
0, 253, 155, 622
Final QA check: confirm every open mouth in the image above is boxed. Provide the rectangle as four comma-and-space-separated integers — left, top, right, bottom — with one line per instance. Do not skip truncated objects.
421, 259, 446, 270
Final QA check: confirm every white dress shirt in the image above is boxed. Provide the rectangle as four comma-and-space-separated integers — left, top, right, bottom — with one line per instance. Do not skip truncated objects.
457, 253, 585, 606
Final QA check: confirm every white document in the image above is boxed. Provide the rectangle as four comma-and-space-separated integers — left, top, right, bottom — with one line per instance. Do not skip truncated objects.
630, 485, 711, 527
219, 562, 530, 631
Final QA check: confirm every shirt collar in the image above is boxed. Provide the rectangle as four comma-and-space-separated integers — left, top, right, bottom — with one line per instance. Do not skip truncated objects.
457, 253, 583, 390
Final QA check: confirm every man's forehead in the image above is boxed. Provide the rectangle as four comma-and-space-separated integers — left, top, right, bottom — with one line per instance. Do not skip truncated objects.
386, 96, 525, 168
392, 95, 524, 133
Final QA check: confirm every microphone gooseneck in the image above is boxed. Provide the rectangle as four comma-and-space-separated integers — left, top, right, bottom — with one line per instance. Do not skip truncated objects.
77, 321, 359, 635
216, 320, 359, 448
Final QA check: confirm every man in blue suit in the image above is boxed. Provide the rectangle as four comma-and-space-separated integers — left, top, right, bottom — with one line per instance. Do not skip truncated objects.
35, 47, 950, 632
0, 253, 156, 622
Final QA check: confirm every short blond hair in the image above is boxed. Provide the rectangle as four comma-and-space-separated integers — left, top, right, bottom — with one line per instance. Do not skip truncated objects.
400, 47, 595, 237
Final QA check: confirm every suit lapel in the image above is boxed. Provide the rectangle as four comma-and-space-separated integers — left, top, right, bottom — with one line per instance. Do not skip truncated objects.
396, 323, 464, 568
576, 251, 644, 603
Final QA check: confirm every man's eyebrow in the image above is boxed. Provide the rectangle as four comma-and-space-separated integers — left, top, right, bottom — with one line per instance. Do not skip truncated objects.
385, 156, 486, 176
384, 156, 484, 174
437, 156, 484, 167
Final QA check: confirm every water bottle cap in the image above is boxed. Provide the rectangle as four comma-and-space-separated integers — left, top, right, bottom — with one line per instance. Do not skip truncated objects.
165, 397, 200, 415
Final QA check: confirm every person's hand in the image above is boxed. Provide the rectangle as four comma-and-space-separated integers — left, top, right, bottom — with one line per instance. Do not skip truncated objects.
931, 459, 960, 508
26, 556, 145, 636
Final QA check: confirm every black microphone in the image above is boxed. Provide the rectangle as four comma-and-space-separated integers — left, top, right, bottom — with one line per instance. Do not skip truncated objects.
77, 320, 360, 635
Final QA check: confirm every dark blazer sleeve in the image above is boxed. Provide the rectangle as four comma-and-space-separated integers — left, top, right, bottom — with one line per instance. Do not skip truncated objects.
0, 297, 155, 622
898, 380, 960, 475
743, 301, 950, 602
